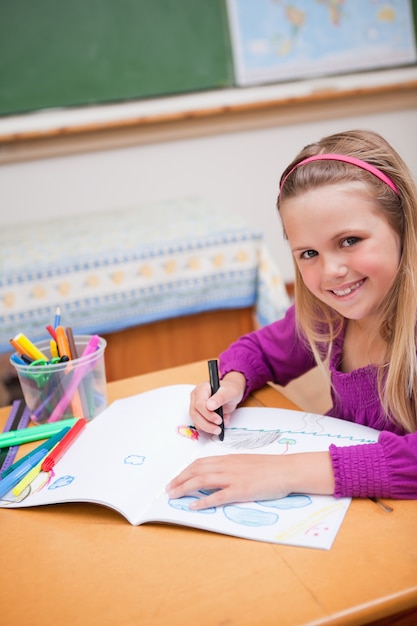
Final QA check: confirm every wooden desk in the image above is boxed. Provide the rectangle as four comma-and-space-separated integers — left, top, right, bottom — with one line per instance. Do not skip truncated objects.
1, 361, 417, 626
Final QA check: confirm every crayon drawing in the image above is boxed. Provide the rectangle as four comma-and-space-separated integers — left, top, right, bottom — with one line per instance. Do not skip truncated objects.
223, 505, 278, 527
124, 455, 145, 466
169, 496, 216, 515
257, 494, 312, 509
177, 425, 199, 440
168, 493, 313, 530
49, 475, 75, 489
219, 427, 281, 449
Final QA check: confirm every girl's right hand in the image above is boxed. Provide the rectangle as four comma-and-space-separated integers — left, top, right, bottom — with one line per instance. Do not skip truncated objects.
189, 371, 246, 436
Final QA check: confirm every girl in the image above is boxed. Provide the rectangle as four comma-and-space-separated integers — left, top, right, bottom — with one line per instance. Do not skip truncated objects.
167, 129, 417, 509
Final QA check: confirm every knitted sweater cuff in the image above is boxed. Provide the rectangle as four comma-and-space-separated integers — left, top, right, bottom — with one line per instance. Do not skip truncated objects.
329, 442, 391, 499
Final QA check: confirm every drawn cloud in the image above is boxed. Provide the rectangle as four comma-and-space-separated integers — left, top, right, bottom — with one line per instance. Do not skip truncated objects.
223, 504, 278, 527
48, 475, 75, 489
257, 494, 312, 509
168, 496, 216, 514
124, 455, 145, 465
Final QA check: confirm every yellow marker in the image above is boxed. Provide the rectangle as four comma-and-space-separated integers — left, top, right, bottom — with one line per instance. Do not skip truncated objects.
50, 339, 59, 358
12, 438, 65, 496
12, 459, 44, 496
10, 333, 48, 361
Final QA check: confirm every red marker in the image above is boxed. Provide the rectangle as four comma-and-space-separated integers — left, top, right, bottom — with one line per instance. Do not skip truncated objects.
45, 324, 57, 342
41, 418, 87, 472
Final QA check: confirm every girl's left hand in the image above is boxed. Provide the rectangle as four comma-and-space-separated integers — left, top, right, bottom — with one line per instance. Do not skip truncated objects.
166, 451, 335, 510
167, 454, 293, 510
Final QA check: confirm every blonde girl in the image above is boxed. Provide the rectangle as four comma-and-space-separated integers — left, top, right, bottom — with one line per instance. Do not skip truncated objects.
167, 130, 417, 509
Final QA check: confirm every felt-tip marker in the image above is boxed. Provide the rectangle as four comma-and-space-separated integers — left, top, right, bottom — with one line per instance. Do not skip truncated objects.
0, 417, 79, 449
0, 449, 47, 499
41, 418, 87, 472
1, 425, 71, 478
208, 359, 224, 441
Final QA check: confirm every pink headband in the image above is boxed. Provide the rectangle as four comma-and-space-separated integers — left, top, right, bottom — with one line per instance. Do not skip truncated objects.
280, 153, 399, 194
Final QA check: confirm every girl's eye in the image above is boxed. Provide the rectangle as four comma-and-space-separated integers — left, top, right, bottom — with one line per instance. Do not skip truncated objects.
342, 236, 359, 247
300, 249, 318, 260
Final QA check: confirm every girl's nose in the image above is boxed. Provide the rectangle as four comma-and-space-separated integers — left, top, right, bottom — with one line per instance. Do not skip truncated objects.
322, 255, 348, 279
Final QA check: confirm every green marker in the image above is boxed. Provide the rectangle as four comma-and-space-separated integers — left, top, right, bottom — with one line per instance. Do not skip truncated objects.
0, 417, 79, 449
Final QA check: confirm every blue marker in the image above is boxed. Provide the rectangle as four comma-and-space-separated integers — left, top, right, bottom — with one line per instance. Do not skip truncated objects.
10, 354, 27, 366
0, 449, 47, 499
54, 306, 61, 329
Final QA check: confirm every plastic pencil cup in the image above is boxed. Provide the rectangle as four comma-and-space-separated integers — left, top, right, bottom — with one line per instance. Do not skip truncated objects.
10, 335, 108, 424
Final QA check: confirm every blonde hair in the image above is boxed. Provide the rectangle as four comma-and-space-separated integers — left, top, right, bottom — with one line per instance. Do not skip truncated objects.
277, 129, 417, 433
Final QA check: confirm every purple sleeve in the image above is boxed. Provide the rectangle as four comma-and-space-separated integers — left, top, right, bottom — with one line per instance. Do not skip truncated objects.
330, 430, 417, 499
219, 305, 316, 399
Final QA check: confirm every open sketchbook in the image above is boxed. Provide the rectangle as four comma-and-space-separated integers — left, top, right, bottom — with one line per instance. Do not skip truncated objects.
0, 384, 379, 550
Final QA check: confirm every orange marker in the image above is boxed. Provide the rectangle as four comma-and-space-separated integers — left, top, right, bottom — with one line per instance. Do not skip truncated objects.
55, 326, 71, 359
9, 337, 33, 360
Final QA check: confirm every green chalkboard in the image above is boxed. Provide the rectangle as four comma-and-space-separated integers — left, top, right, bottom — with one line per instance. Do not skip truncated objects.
0, 0, 234, 116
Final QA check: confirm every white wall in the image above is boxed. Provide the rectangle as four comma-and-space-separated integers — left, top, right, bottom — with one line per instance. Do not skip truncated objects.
1, 107, 417, 283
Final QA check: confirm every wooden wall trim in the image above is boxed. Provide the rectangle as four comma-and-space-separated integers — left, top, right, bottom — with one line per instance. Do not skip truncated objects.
0, 69, 416, 164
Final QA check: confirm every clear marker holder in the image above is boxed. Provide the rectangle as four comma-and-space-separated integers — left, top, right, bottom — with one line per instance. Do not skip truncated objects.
11, 335, 108, 424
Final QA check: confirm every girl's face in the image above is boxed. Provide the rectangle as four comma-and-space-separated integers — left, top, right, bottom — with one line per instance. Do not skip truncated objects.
280, 182, 401, 325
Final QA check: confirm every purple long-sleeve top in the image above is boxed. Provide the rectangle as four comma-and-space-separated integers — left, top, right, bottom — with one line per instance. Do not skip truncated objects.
219, 305, 417, 499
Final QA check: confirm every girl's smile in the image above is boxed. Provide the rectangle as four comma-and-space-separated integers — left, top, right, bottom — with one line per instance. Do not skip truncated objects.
330, 278, 365, 298
280, 182, 401, 325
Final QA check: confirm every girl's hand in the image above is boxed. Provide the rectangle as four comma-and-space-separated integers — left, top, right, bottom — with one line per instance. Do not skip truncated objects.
189, 371, 246, 436
166, 452, 335, 510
